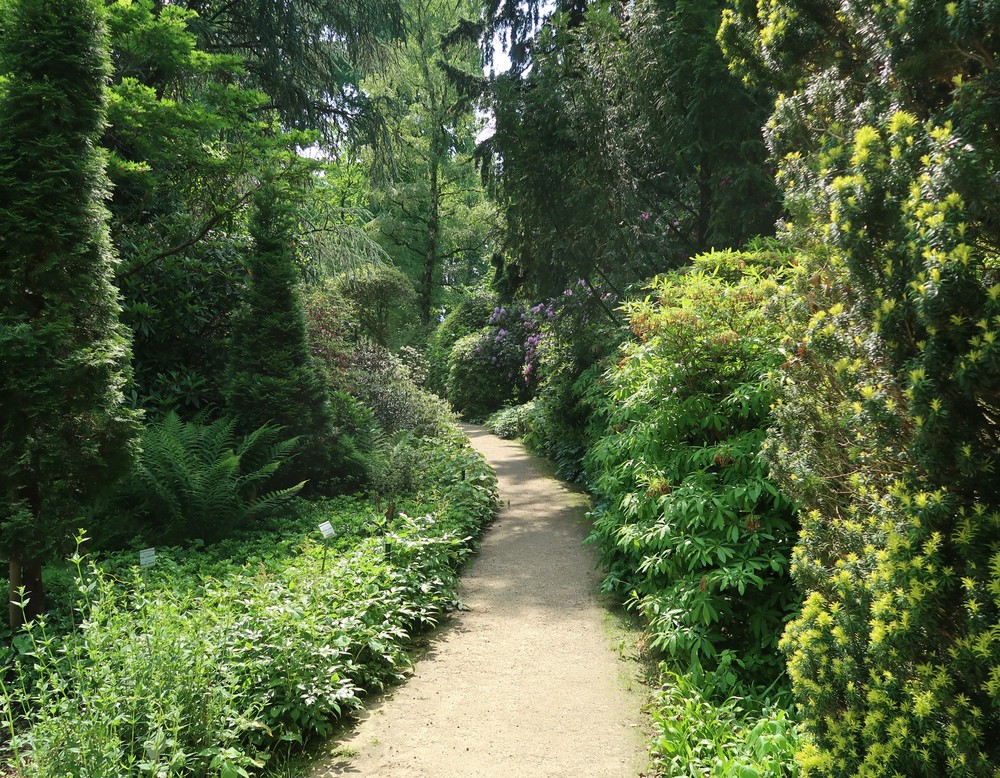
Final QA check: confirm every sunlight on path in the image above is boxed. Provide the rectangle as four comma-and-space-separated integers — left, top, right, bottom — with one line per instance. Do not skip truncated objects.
304, 425, 648, 778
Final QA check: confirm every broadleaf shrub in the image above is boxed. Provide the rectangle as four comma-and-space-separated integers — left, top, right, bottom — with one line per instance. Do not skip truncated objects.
446, 332, 513, 419
348, 344, 456, 438
425, 290, 496, 395
303, 284, 456, 439
520, 282, 621, 480
584, 250, 797, 682
445, 304, 539, 419
331, 265, 417, 348
120, 237, 249, 415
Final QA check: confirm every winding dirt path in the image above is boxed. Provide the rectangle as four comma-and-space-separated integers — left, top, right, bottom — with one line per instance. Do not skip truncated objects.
305, 425, 647, 778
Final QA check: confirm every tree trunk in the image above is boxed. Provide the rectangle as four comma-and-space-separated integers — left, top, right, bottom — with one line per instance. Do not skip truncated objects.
694, 166, 713, 254
9, 555, 46, 631
421, 158, 440, 326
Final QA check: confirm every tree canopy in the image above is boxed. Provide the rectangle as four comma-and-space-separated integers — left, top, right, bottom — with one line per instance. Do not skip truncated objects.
481, 0, 778, 297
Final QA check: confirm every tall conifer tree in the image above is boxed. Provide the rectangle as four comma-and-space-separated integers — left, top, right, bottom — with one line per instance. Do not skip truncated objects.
226, 182, 363, 495
367, 0, 491, 326
0, 0, 141, 628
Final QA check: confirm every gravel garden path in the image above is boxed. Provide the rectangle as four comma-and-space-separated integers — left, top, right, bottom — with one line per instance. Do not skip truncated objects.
304, 424, 648, 778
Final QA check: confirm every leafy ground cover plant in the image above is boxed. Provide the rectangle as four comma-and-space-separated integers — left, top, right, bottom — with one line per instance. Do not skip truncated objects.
650, 669, 798, 778
1, 431, 496, 777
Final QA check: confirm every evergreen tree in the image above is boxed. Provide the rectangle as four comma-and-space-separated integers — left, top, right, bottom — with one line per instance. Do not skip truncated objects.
181, 0, 405, 140
0, 0, 141, 628
226, 182, 365, 495
483, 0, 777, 297
722, 2, 1000, 774
101, 0, 321, 414
620, 0, 777, 258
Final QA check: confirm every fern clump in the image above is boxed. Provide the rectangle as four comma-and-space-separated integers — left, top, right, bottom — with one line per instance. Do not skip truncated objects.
110, 412, 301, 545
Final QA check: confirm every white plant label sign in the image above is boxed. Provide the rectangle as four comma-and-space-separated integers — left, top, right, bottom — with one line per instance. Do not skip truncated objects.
318, 521, 335, 538
139, 548, 156, 568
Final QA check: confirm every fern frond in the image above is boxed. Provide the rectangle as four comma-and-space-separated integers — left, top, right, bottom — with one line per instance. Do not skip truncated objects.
120, 412, 302, 544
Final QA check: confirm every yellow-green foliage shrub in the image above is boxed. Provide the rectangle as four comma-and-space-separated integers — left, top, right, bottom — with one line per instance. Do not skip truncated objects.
768, 114, 1000, 778
722, 4, 1000, 773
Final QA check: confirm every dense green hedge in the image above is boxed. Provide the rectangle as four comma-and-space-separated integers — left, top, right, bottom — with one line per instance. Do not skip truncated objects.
1, 430, 496, 777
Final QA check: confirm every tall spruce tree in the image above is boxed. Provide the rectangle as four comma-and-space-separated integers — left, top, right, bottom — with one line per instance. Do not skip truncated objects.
482, 0, 777, 297
181, 0, 405, 140
0, 0, 141, 628
226, 182, 364, 496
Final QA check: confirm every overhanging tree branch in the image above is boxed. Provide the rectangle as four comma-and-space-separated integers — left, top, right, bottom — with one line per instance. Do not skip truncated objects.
121, 189, 255, 278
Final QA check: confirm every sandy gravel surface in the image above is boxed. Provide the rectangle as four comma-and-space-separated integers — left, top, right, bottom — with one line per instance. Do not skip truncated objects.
305, 424, 647, 778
